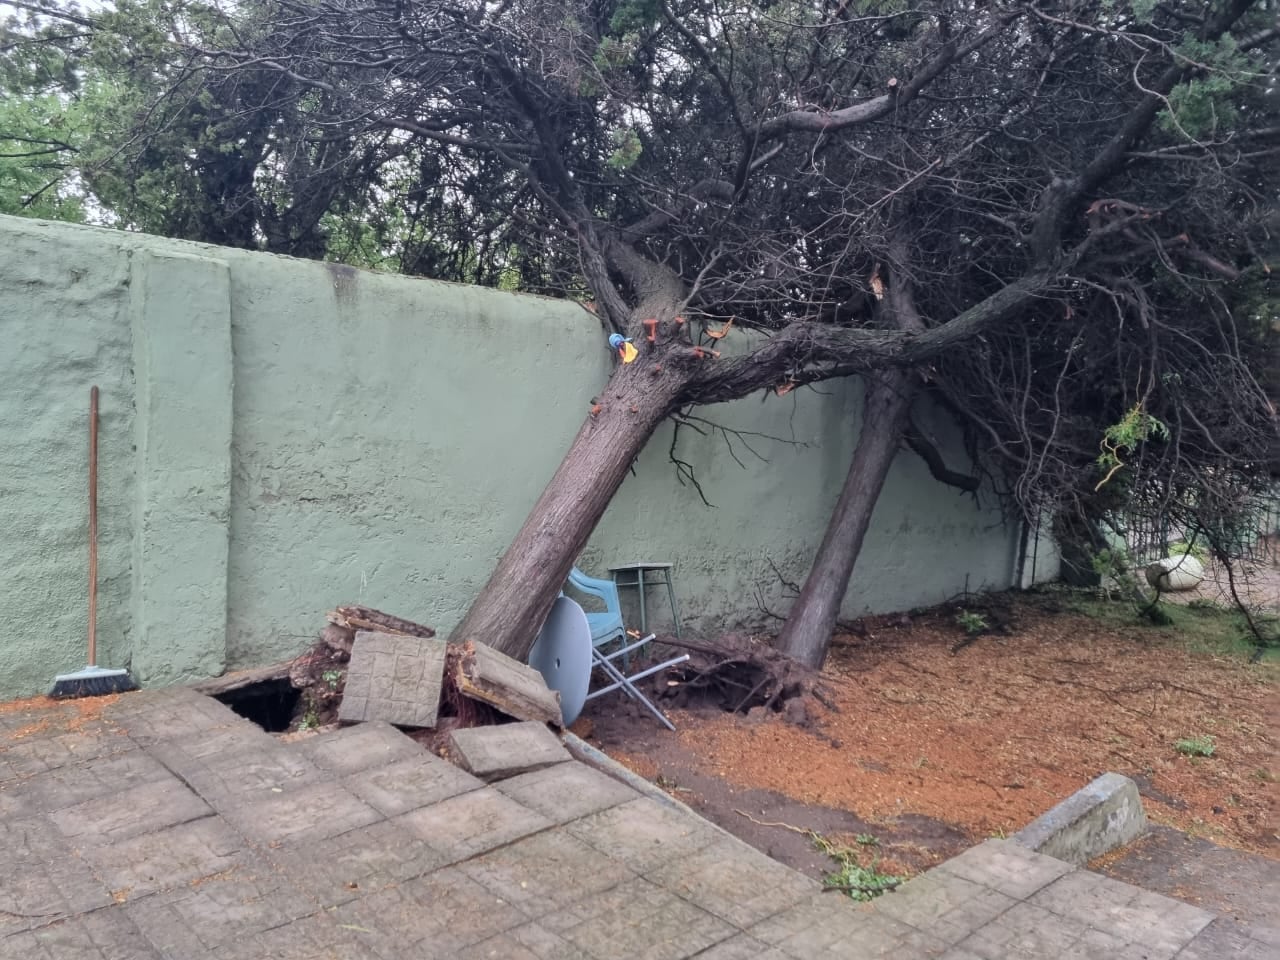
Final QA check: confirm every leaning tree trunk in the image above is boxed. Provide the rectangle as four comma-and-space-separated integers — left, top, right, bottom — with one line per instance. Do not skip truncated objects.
448, 359, 686, 660
774, 370, 917, 669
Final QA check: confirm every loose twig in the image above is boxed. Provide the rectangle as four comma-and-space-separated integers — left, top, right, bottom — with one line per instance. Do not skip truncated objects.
734, 809, 816, 836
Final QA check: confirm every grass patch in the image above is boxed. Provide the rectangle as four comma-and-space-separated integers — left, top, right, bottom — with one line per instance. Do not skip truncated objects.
1174, 735, 1216, 758
1048, 588, 1279, 662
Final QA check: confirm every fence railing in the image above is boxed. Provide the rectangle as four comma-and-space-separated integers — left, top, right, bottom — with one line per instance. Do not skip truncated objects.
1108, 483, 1280, 567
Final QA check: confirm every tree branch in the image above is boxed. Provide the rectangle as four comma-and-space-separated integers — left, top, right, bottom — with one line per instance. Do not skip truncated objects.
904, 419, 980, 492
756, 15, 1016, 142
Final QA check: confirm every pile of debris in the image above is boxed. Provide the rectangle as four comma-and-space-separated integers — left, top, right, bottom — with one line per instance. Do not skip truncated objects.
203, 606, 823, 741
209, 605, 562, 744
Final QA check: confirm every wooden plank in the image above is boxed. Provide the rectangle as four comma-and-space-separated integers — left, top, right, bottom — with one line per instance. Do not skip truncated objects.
191, 660, 292, 696
452, 640, 563, 726
327, 605, 436, 638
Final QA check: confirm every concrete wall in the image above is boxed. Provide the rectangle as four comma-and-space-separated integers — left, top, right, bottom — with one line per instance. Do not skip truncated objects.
0, 214, 1019, 698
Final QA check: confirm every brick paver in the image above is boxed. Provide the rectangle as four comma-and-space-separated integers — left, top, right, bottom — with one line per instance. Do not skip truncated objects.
0, 685, 1272, 959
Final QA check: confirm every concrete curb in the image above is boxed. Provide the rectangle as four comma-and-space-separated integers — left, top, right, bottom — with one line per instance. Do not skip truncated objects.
560, 731, 742, 844
1011, 772, 1148, 865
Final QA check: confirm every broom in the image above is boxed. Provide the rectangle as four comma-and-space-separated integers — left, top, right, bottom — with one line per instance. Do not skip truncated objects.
49, 386, 138, 699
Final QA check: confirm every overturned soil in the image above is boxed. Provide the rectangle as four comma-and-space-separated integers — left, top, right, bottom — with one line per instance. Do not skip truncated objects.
573, 593, 1279, 884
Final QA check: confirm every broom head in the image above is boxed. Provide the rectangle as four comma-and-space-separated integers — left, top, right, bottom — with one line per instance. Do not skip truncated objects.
49, 665, 138, 699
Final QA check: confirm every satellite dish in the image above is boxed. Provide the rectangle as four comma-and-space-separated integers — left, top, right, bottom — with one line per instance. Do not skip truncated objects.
529, 596, 593, 725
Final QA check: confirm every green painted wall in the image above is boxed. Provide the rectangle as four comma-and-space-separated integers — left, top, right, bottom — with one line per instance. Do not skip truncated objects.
1, 225, 136, 699
0, 214, 1019, 698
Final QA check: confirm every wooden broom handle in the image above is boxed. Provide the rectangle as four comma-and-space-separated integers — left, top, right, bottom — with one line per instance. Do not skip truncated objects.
88, 386, 98, 667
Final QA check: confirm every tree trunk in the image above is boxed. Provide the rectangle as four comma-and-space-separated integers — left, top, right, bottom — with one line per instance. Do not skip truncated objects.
448, 361, 685, 660
774, 370, 917, 668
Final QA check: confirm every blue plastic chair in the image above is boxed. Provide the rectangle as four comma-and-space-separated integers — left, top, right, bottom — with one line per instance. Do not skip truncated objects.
566, 566, 628, 655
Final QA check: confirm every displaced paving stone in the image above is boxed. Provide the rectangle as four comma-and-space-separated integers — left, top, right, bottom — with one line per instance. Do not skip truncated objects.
112, 689, 247, 743
217, 780, 381, 844
539, 876, 736, 960
458, 830, 635, 917
396, 786, 552, 863
935, 839, 1073, 901
145, 721, 277, 764
447, 721, 570, 781
644, 835, 818, 928
263, 818, 449, 908
79, 815, 248, 899
50, 777, 212, 845
124, 865, 314, 955
329, 866, 526, 958
452, 640, 563, 725
338, 631, 446, 728
566, 797, 723, 874
294, 721, 424, 776
494, 760, 638, 823
344, 752, 483, 817
150, 738, 322, 802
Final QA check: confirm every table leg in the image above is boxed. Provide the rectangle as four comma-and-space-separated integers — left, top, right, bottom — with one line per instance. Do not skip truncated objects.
637, 567, 648, 636
665, 574, 682, 638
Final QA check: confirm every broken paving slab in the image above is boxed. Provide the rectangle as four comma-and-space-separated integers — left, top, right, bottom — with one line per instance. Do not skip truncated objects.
452, 639, 563, 725
338, 630, 446, 728
447, 720, 571, 781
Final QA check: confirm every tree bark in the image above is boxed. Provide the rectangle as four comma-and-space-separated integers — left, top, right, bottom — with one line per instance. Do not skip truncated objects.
774, 370, 917, 668
448, 360, 685, 660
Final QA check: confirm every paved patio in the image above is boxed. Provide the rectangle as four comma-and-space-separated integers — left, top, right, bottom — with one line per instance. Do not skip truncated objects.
1, 687, 1275, 958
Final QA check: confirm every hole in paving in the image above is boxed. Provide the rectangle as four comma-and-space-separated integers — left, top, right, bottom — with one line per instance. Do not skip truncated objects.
212, 679, 301, 732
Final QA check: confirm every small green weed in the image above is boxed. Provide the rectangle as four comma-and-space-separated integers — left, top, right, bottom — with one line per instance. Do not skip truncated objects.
955, 610, 989, 635
813, 835, 904, 902
854, 834, 879, 846
297, 693, 322, 730
322, 669, 344, 690
1174, 735, 1215, 758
